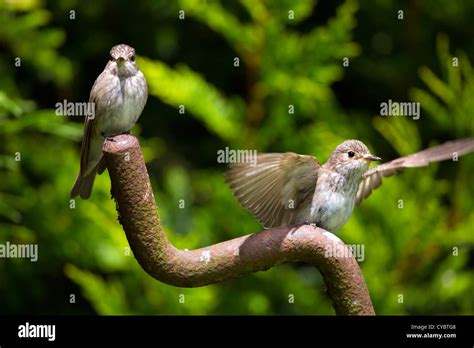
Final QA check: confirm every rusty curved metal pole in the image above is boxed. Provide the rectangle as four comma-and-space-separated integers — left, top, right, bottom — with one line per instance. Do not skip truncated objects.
103, 134, 375, 315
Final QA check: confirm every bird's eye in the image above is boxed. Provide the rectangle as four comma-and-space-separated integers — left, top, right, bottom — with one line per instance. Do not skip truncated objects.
347, 151, 355, 158
130, 55, 135, 62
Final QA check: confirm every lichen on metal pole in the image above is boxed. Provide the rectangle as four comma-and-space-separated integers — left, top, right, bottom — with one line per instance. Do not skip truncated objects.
103, 134, 375, 315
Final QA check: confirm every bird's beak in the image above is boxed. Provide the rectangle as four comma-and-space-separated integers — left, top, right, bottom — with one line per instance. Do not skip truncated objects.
117, 57, 125, 64
363, 154, 381, 162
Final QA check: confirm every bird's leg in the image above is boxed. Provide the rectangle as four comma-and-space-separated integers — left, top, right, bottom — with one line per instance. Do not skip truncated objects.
103, 130, 132, 142
304, 221, 319, 228
102, 132, 116, 142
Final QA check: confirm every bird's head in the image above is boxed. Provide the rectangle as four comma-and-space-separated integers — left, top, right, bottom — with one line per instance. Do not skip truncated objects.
109, 44, 138, 77
326, 139, 381, 177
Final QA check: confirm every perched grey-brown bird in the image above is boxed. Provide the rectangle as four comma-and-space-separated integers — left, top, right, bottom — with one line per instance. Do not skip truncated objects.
225, 138, 474, 232
70, 44, 148, 199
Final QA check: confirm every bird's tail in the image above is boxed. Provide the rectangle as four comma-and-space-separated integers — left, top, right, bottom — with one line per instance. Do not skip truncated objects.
70, 169, 97, 199
70, 157, 107, 199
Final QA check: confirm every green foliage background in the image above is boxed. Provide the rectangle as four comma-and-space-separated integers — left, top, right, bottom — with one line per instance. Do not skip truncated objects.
0, 0, 473, 315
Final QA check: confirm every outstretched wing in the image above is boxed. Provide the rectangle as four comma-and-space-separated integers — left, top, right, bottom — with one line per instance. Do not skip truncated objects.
356, 138, 474, 205
225, 152, 320, 228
